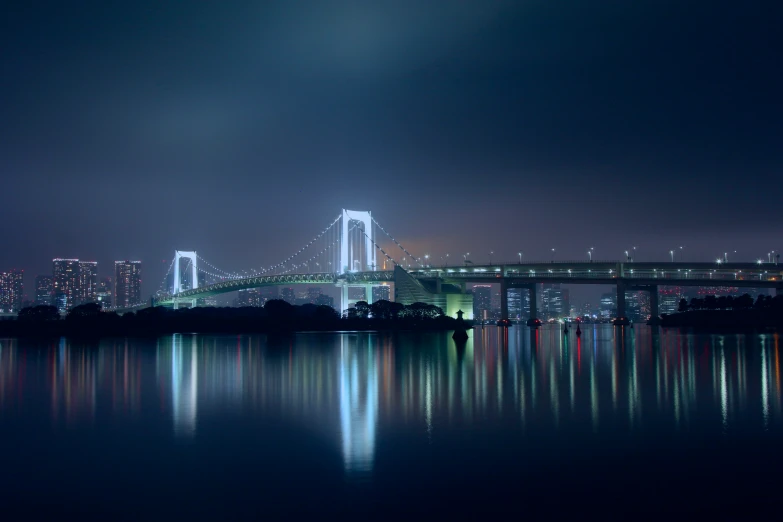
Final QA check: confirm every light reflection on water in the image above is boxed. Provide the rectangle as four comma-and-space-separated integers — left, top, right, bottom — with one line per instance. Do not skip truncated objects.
1, 325, 782, 479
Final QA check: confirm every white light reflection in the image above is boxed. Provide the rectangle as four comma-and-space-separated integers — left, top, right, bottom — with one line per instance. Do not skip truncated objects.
171, 334, 198, 437
720, 348, 728, 434
425, 362, 433, 441
761, 337, 769, 430
339, 337, 378, 474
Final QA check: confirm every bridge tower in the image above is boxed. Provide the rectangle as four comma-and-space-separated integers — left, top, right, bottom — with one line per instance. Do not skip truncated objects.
173, 251, 199, 308
339, 210, 377, 315
173, 251, 199, 293
340, 209, 376, 273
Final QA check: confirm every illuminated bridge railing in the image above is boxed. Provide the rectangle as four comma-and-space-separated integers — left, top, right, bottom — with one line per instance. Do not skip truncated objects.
411, 263, 782, 284
156, 271, 396, 303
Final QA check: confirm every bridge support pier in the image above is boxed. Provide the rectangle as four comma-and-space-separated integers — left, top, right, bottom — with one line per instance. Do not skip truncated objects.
614, 280, 629, 326
525, 284, 540, 327
341, 284, 349, 317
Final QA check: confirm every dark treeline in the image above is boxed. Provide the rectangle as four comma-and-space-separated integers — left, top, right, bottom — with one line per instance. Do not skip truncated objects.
663, 293, 783, 329
0, 299, 459, 338
677, 294, 782, 312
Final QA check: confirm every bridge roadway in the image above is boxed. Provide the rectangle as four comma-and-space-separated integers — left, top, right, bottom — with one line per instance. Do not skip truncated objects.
153, 261, 782, 324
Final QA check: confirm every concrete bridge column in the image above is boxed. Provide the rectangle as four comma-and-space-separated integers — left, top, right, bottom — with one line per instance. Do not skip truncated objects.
648, 285, 660, 325
341, 284, 349, 316
526, 284, 540, 327
365, 284, 374, 305
614, 280, 629, 325
500, 279, 508, 320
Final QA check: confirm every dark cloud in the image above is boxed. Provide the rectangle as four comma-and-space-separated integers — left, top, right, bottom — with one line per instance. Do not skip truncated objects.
1, 1, 780, 299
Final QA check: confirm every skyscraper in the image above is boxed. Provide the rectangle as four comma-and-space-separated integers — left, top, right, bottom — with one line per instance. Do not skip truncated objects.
78, 261, 98, 305
35, 275, 53, 306
115, 261, 142, 308
315, 294, 335, 309
541, 284, 565, 319
280, 287, 296, 305
96, 277, 112, 309
307, 287, 322, 304
0, 269, 24, 312
659, 287, 685, 315
600, 293, 616, 318
508, 288, 522, 321
472, 285, 492, 321
236, 288, 262, 307
53, 259, 80, 312
372, 284, 391, 302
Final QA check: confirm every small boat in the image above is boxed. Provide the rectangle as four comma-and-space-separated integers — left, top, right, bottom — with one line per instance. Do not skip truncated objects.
576, 323, 582, 337
563, 323, 569, 334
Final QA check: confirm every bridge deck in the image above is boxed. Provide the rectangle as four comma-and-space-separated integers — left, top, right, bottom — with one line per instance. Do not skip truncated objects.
154, 262, 781, 305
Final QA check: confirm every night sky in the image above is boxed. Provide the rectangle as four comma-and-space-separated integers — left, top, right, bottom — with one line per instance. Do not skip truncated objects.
1, 1, 780, 298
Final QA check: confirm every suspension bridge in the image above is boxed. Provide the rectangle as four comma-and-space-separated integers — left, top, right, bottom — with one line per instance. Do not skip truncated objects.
147, 208, 782, 326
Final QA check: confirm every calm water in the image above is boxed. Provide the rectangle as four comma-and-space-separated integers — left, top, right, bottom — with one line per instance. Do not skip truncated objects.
1, 325, 782, 519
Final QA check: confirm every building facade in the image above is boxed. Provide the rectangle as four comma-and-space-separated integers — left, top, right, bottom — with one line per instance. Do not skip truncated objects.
35, 275, 53, 306
0, 269, 24, 313
472, 285, 492, 321
77, 261, 98, 305
115, 261, 142, 308
372, 284, 391, 302
53, 259, 80, 312
95, 277, 112, 309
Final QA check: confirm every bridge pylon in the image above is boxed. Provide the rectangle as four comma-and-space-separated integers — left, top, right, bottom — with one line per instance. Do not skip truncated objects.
173, 251, 198, 295
341, 209, 376, 274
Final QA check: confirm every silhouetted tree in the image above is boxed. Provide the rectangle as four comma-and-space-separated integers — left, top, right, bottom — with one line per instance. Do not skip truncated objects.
734, 294, 754, 309
313, 305, 339, 322
678, 298, 688, 312
755, 295, 770, 309
402, 302, 444, 320
354, 301, 370, 319
18, 305, 60, 321
295, 303, 319, 319
67, 302, 103, 320
703, 295, 718, 310
265, 299, 295, 320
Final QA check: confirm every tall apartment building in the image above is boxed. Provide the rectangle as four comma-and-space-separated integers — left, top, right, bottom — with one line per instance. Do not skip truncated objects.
0, 269, 24, 312
115, 261, 142, 308
35, 275, 53, 306
53, 259, 80, 312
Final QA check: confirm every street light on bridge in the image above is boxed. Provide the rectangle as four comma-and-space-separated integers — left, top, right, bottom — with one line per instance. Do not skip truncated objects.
670, 250, 675, 262
518, 251, 523, 264
489, 251, 494, 265
588, 247, 593, 262
551, 248, 556, 261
